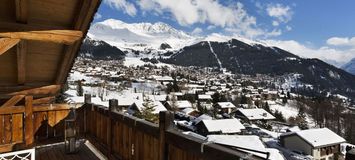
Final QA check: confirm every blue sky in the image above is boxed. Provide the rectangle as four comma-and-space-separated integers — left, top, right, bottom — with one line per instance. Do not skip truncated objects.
93, 0, 355, 66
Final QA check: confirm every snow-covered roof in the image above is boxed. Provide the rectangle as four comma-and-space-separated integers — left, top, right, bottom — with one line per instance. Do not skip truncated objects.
237, 108, 275, 120
170, 92, 184, 96
202, 119, 245, 133
117, 93, 143, 106
183, 131, 207, 140
217, 102, 236, 108
181, 108, 197, 115
207, 135, 265, 152
167, 100, 192, 109
289, 128, 346, 148
133, 100, 167, 114
198, 94, 212, 100
205, 91, 215, 95
193, 114, 213, 124
148, 95, 167, 102
153, 75, 174, 81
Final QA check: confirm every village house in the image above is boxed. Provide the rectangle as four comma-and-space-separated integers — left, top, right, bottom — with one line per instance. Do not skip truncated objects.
234, 108, 275, 123
215, 102, 236, 114
166, 100, 193, 110
196, 119, 245, 136
280, 128, 346, 160
207, 135, 284, 160
129, 100, 167, 115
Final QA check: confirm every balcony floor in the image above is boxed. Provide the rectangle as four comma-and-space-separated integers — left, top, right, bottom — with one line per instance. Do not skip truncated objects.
35, 140, 102, 160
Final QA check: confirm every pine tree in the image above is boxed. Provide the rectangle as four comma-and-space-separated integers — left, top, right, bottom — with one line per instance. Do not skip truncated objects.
76, 80, 83, 96
296, 106, 308, 130
136, 97, 158, 123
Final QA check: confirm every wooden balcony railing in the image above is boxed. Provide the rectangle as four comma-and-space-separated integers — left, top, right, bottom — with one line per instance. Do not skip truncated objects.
0, 95, 72, 153
80, 97, 266, 160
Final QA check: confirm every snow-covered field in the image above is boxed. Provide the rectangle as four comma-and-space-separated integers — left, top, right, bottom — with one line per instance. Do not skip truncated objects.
268, 100, 316, 128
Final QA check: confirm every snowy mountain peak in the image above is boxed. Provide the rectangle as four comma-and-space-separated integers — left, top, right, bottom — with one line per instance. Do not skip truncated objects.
88, 19, 273, 52
89, 19, 193, 51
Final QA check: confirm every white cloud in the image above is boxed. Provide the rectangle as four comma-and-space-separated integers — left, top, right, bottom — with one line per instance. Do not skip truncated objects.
94, 13, 102, 20
286, 25, 292, 31
104, 0, 137, 16
264, 39, 355, 66
136, 0, 271, 38
207, 25, 216, 30
191, 27, 203, 35
272, 21, 279, 26
326, 37, 355, 47
266, 3, 293, 23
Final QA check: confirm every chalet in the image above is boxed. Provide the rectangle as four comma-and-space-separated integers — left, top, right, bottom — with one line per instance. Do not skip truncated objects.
234, 108, 275, 123
169, 92, 184, 100
280, 128, 346, 160
192, 114, 213, 125
181, 108, 200, 117
198, 94, 213, 109
116, 92, 143, 111
166, 100, 192, 110
207, 135, 284, 160
153, 75, 174, 82
129, 100, 167, 115
196, 119, 245, 136
215, 102, 236, 114
346, 148, 355, 160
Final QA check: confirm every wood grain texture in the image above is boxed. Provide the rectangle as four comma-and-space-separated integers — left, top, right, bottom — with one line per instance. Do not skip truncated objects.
0, 30, 83, 44
0, 38, 20, 56
24, 96, 33, 145
1, 95, 25, 107
16, 41, 26, 84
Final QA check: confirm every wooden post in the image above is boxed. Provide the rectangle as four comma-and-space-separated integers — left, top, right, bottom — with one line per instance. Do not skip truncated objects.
24, 96, 33, 145
159, 111, 174, 160
109, 99, 118, 112
107, 99, 117, 159
84, 94, 91, 104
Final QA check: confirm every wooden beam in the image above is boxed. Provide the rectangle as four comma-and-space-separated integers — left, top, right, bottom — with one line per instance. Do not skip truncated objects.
17, 41, 26, 84
33, 96, 55, 105
1, 95, 25, 107
15, 0, 28, 23
24, 96, 33, 145
0, 103, 71, 115
0, 143, 16, 153
0, 30, 83, 45
7, 85, 61, 96
56, 0, 101, 84
0, 38, 20, 55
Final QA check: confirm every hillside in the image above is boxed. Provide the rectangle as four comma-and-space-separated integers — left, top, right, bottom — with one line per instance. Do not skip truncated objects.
160, 39, 355, 97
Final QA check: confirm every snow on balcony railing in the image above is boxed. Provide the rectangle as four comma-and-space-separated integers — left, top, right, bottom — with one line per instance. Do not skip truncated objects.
0, 148, 35, 160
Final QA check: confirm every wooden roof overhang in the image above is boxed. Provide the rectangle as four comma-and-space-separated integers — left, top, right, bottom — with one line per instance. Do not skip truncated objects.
0, 0, 101, 101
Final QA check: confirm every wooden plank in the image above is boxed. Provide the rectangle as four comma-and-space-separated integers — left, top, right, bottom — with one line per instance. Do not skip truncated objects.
0, 103, 70, 115
0, 115, 3, 144
24, 96, 33, 145
3, 115, 12, 144
33, 96, 55, 105
47, 111, 55, 127
0, 38, 20, 56
15, 0, 28, 23
33, 112, 47, 135
0, 106, 24, 115
0, 144, 15, 153
17, 41, 26, 84
11, 114, 23, 143
1, 95, 25, 107
0, 30, 83, 45
8, 85, 61, 96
